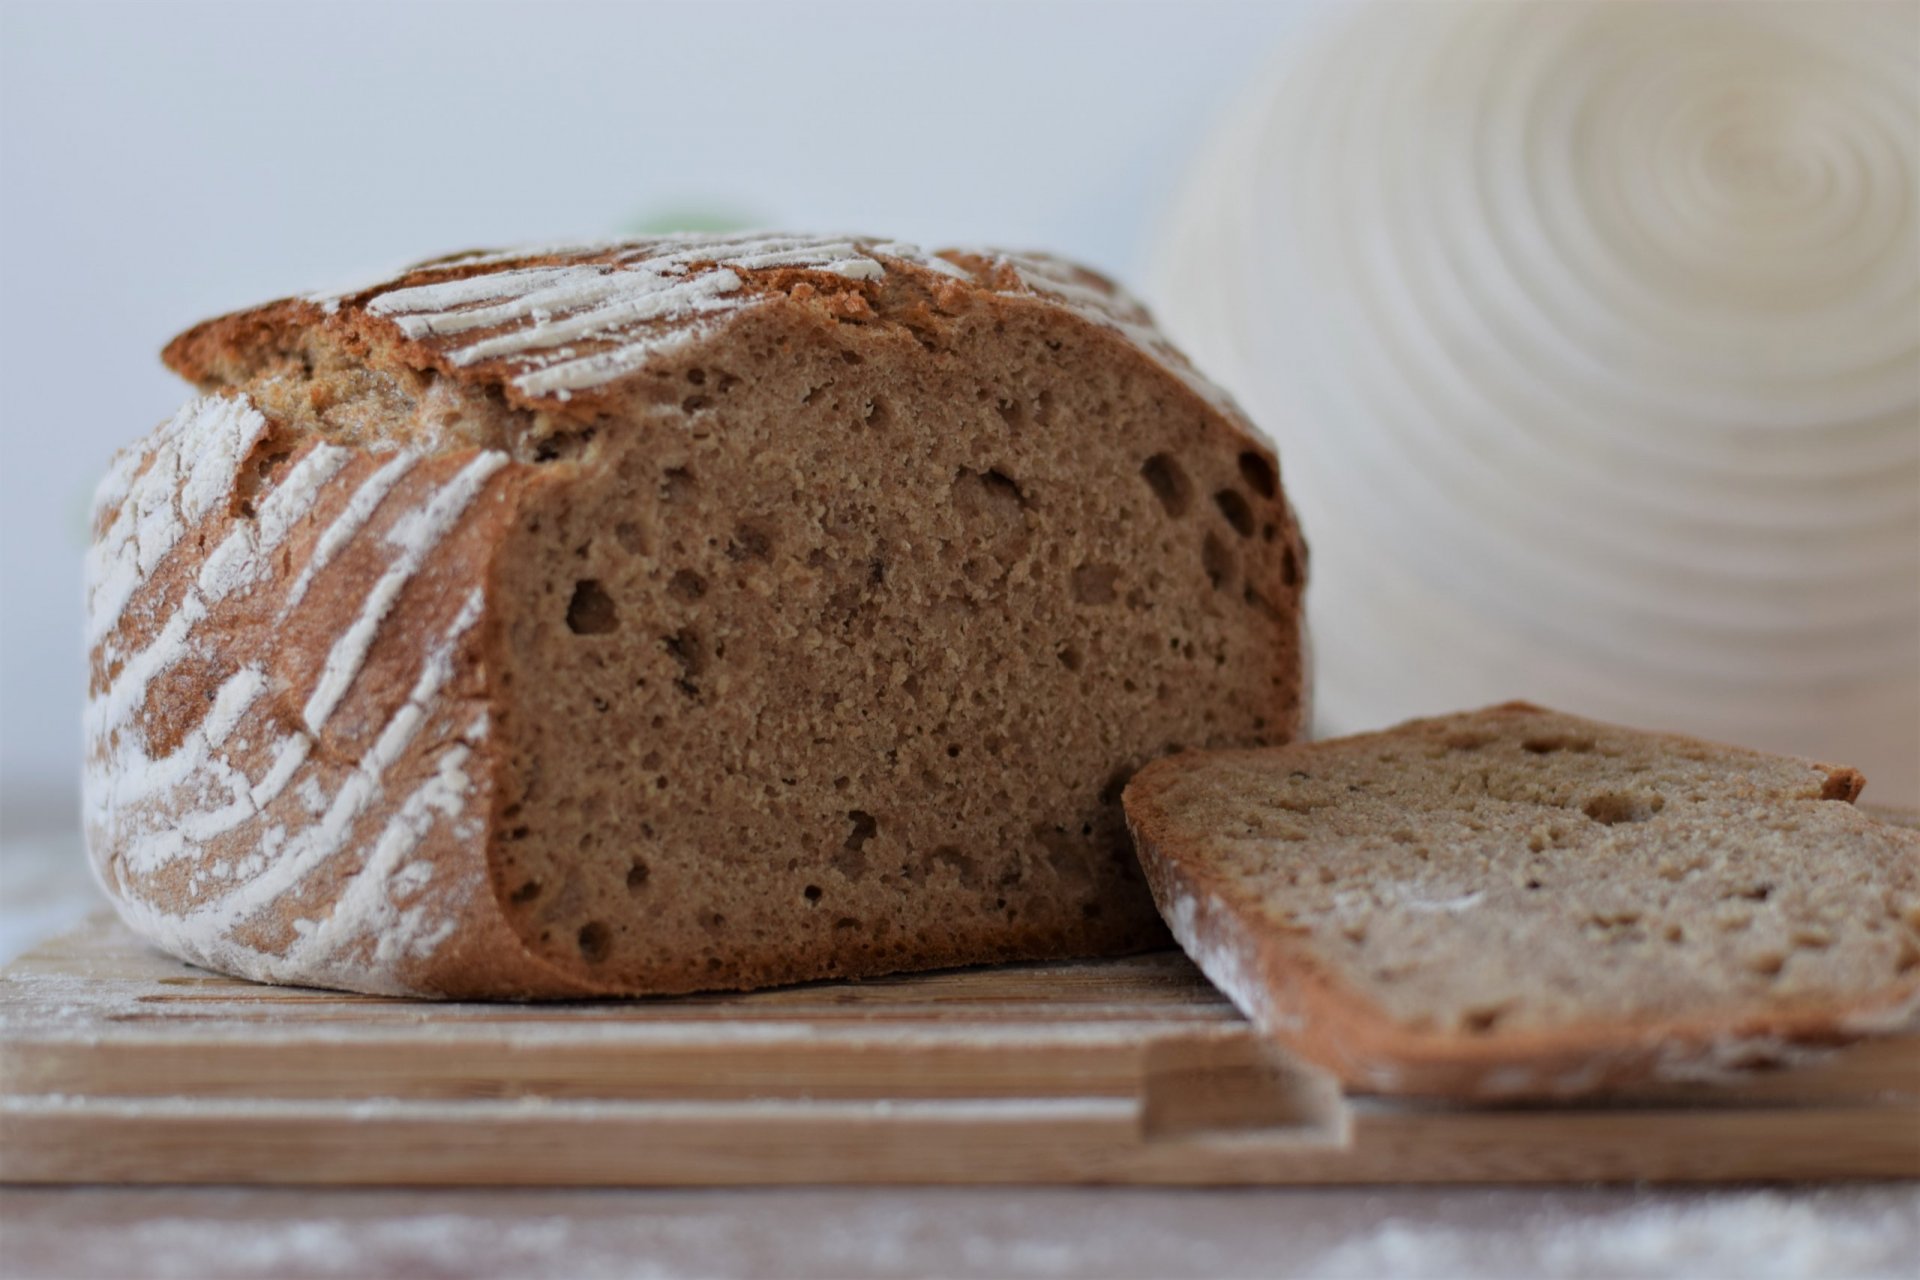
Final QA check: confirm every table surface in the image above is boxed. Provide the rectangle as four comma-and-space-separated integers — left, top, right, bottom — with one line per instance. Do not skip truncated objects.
3, 813, 1916, 1280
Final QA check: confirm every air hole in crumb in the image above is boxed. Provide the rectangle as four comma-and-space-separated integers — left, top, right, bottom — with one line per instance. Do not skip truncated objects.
1524, 878, 1543, 891
1582, 792, 1662, 825
1202, 533, 1233, 591
665, 628, 705, 676
1749, 951, 1787, 978
982, 468, 1027, 506
1243, 584, 1282, 621
509, 880, 542, 904
614, 522, 645, 555
834, 917, 862, 932
577, 922, 613, 963
1070, 563, 1120, 605
728, 523, 773, 562
1214, 489, 1255, 537
1140, 453, 1192, 517
565, 580, 618, 634
1280, 545, 1300, 586
667, 569, 708, 601
1237, 451, 1278, 498
845, 810, 878, 853
1737, 884, 1774, 902
626, 860, 650, 891
804, 884, 823, 903
662, 467, 697, 503
863, 397, 891, 428
1057, 645, 1083, 672
994, 397, 1024, 428
681, 394, 711, 413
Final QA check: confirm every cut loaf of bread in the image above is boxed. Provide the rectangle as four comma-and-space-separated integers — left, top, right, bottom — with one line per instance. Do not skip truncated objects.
85, 234, 1307, 997
1124, 702, 1920, 1098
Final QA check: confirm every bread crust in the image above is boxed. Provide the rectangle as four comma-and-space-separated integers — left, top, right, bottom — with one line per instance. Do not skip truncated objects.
88, 234, 1304, 997
1125, 703, 1920, 1099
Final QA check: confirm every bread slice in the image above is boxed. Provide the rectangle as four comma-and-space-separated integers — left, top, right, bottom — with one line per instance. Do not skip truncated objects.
85, 234, 1307, 997
1124, 702, 1920, 1098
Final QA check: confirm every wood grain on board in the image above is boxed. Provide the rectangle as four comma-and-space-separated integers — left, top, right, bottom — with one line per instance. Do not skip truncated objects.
2, 915, 1915, 1186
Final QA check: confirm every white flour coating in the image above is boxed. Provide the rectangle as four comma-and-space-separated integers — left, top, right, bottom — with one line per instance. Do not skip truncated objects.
311, 232, 1257, 427
1159, 885, 1300, 1036
84, 392, 511, 995
301, 453, 505, 734
83, 394, 269, 651
348, 234, 916, 400
279, 450, 416, 615
274, 592, 488, 986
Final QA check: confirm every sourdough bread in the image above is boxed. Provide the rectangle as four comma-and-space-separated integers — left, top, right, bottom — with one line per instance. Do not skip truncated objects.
86, 233, 1307, 997
1124, 702, 1920, 1098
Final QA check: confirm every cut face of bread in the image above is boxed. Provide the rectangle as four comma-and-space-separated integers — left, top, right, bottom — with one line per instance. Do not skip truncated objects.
86, 235, 1306, 996
1124, 702, 1920, 1098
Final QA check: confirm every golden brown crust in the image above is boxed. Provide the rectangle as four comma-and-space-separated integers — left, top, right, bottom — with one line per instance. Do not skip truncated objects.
1125, 705, 1920, 1098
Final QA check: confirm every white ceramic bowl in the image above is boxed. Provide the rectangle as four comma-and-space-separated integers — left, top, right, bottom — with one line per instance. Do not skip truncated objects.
1149, 0, 1920, 803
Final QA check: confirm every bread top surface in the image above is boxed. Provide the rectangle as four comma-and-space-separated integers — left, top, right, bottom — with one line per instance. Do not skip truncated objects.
1125, 703, 1920, 1087
162, 232, 1250, 432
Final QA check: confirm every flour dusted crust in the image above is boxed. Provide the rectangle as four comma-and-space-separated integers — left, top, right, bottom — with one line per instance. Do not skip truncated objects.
1125, 704, 1920, 1099
84, 396, 550, 994
91, 233, 1307, 997
165, 235, 1248, 419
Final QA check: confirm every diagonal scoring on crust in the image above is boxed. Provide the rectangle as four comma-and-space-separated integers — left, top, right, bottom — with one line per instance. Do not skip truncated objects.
82, 393, 556, 995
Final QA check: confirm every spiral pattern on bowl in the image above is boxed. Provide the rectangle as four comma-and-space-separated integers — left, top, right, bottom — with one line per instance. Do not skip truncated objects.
1150, 0, 1920, 798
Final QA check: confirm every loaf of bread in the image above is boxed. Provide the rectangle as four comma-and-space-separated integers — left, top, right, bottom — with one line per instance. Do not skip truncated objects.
85, 234, 1307, 997
1124, 703, 1920, 1098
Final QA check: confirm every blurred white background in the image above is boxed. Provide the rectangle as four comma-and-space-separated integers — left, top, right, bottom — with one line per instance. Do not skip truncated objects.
6, 0, 1914, 845
0, 0, 1319, 829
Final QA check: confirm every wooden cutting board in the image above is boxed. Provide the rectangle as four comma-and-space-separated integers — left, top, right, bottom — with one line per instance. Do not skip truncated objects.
3, 915, 1915, 1186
